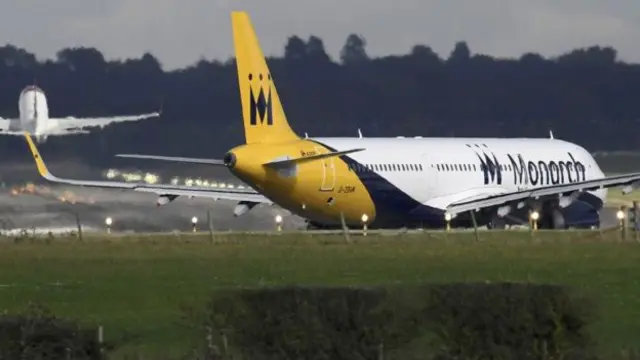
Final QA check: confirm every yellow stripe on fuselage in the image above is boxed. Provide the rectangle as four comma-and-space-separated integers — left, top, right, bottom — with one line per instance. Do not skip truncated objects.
227, 139, 376, 225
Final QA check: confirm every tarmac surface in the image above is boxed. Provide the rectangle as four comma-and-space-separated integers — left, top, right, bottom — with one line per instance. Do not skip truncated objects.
0, 161, 621, 234
0, 184, 307, 234
0, 183, 621, 235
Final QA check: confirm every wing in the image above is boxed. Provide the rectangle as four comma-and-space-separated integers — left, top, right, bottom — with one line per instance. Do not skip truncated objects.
23, 132, 271, 204
445, 173, 640, 215
50, 111, 160, 132
0, 117, 21, 134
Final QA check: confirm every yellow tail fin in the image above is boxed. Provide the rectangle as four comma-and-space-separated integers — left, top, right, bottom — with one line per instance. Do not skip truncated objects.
232, 11, 299, 144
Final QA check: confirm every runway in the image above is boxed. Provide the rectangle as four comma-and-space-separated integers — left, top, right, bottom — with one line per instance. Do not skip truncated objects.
0, 184, 622, 234
0, 184, 308, 234
0, 158, 623, 234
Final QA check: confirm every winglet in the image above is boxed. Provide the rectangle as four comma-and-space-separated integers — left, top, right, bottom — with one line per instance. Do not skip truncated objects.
23, 132, 52, 179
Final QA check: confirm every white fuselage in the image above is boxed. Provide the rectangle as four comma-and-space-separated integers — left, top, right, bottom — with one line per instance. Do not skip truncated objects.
18, 86, 56, 137
309, 136, 606, 228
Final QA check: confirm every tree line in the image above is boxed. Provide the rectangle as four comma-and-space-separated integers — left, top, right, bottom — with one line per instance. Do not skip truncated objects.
0, 34, 638, 167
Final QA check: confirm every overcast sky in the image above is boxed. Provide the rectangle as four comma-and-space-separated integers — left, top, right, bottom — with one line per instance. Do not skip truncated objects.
1, 0, 638, 70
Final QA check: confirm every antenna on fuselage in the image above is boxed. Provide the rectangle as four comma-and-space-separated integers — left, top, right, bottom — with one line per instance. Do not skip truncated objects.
549, 130, 554, 139
357, 128, 363, 138
304, 132, 309, 139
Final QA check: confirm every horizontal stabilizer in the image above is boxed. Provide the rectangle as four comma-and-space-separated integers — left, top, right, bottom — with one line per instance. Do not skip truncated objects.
115, 154, 225, 165
0, 131, 25, 135
262, 148, 365, 168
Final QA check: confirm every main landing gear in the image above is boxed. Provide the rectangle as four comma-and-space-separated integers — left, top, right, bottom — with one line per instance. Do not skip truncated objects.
486, 203, 567, 230
539, 205, 567, 229
487, 213, 506, 230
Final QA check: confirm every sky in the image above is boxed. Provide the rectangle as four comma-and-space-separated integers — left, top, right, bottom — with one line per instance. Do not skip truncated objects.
1, 0, 638, 70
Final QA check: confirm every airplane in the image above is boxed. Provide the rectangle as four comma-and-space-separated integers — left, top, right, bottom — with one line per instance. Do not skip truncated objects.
21, 11, 640, 230
0, 84, 161, 143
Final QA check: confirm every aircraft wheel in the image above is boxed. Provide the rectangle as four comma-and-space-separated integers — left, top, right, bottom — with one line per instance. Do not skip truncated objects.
487, 214, 506, 230
551, 208, 566, 229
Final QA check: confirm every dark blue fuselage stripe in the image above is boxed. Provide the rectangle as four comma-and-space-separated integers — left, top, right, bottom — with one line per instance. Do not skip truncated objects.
310, 140, 444, 226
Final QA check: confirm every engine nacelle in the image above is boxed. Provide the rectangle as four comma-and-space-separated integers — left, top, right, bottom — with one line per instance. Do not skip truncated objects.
622, 181, 640, 195
496, 204, 512, 218
559, 191, 581, 208
156, 194, 179, 207
233, 200, 259, 217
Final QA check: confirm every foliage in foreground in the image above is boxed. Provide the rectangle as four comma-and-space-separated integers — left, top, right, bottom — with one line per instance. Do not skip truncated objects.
0, 304, 114, 360
191, 283, 596, 360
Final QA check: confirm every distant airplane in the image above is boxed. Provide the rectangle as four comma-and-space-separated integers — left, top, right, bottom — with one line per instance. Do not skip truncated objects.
20, 11, 640, 231
0, 85, 160, 143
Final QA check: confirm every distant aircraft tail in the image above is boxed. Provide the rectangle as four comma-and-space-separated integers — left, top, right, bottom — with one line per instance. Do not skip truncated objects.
231, 11, 299, 144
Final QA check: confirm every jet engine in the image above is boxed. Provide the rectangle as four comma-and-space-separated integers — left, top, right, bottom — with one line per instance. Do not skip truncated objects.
156, 194, 179, 206
234, 200, 258, 217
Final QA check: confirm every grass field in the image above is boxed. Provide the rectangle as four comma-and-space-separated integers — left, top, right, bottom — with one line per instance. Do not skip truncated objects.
1, 231, 640, 359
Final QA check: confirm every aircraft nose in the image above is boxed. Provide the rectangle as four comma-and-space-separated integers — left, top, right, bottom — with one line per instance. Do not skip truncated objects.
223, 152, 237, 168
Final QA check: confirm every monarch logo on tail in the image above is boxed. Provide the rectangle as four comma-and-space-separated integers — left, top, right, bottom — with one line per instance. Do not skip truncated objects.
248, 73, 273, 126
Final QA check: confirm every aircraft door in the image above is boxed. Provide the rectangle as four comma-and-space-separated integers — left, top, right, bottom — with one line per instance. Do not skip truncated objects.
316, 146, 336, 192
420, 153, 439, 195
